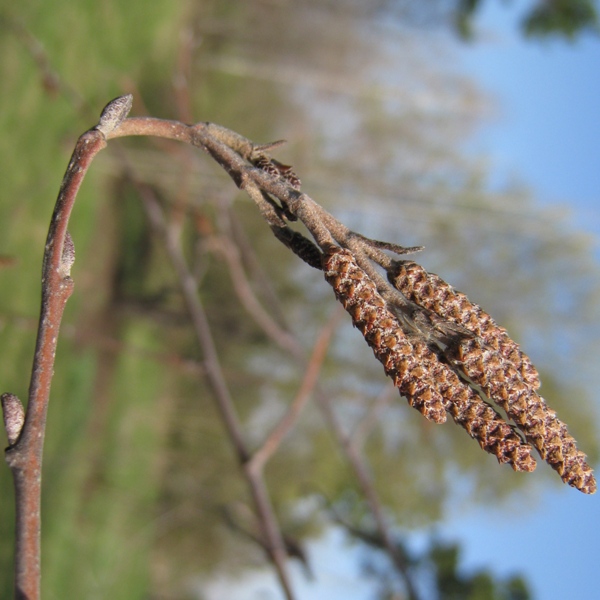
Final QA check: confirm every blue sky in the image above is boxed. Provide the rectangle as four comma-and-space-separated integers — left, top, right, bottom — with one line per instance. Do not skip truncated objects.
459, 4, 600, 243
445, 5, 600, 600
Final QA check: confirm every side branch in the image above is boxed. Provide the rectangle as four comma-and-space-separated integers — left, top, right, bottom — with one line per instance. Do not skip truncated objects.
4, 96, 130, 600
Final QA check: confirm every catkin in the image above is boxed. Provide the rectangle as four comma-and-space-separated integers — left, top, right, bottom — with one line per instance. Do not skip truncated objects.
388, 261, 539, 388
389, 260, 596, 494
323, 247, 536, 472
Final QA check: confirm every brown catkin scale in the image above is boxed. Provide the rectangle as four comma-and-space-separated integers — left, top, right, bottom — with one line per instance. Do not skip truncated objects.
389, 261, 540, 389
253, 154, 302, 190
455, 317, 596, 492
323, 249, 446, 424
322, 247, 536, 472
389, 260, 596, 493
447, 385, 536, 472
456, 310, 596, 494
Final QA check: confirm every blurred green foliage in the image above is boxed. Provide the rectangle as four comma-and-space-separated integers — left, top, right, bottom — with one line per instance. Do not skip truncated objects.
453, 0, 599, 40
355, 533, 531, 600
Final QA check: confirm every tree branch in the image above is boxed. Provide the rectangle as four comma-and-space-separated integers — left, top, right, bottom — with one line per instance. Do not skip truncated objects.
5, 92, 595, 600
2, 96, 128, 600
125, 174, 297, 600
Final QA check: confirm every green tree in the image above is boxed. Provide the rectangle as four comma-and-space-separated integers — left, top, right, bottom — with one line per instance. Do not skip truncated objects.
384, 0, 600, 39
490, 0, 596, 39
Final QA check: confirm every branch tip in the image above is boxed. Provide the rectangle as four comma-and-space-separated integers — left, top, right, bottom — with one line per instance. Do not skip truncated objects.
2, 393, 25, 446
95, 94, 134, 137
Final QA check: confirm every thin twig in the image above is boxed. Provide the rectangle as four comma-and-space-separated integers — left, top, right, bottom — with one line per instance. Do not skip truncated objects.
4, 117, 112, 600
250, 309, 341, 473
129, 177, 297, 600
205, 232, 303, 357
316, 391, 420, 600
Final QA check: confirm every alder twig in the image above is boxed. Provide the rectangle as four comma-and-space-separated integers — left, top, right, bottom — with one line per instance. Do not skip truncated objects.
316, 391, 420, 600
2, 96, 131, 600
5, 93, 595, 600
250, 308, 340, 473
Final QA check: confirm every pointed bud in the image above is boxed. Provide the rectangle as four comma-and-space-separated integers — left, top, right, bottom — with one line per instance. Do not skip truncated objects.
2, 393, 25, 445
95, 94, 133, 137
59, 231, 75, 278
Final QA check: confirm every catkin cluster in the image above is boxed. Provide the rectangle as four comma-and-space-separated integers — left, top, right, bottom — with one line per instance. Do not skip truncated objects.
322, 247, 536, 474
246, 139, 595, 494
387, 260, 596, 494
